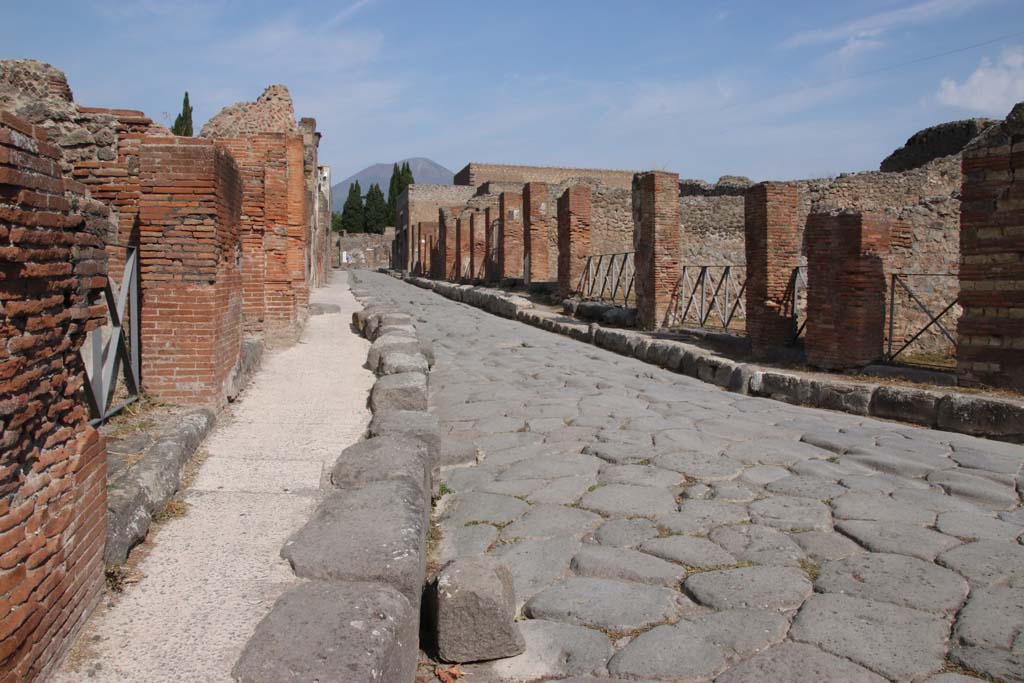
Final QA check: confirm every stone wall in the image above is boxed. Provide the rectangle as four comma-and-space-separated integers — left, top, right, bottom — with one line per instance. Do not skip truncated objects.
881, 118, 997, 172
199, 85, 296, 138
0, 112, 109, 682
336, 232, 393, 270
591, 185, 632, 256
455, 162, 636, 190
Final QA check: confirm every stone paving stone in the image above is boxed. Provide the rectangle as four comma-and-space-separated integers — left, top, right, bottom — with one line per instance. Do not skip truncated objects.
490, 537, 582, 608
500, 504, 603, 540
639, 535, 738, 569
928, 468, 1021, 511
654, 451, 746, 481
791, 594, 949, 681
838, 472, 931, 493
709, 482, 760, 502
524, 577, 692, 631
836, 520, 962, 561
892, 487, 986, 515
598, 464, 684, 488
844, 448, 955, 479
725, 438, 832, 466
528, 476, 598, 506
596, 428, 653, 446
950, 445, 1024, 474
594, 518, 660, 548
923, 675, 991, 683
443, 492, 529, 526
709, 524, 807, 566
713, 642, 888, 683
570, 545, 686, 587
439, 522, 499, 562
474, 431, 546, 453
831, 491, 937, 525
527, 416, 571, 433
949, 585, 1024, 682
478, 619, 613, 682
815, 552, 969, 613
657, 501, 750, 534
654, 429, 733, 453
749, 496, 833, 532
686, 608, 790, 659
684, 566, 812, 611
578, 484, 679, 517
581, 442, 654, 465
498, 454, 604, 481
765, 475, 848, 500
790, 457, 874, 479
790, 530, 867, 562
937, 540, 1024, 587
606, 622, 729, 682
739, 465, 792, 486
936, 510, 1024, 541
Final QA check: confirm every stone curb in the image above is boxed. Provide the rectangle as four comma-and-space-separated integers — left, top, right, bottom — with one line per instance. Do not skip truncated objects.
401, 273, 1024, 444
105, 408, 216, 565
234, 271, 433, 683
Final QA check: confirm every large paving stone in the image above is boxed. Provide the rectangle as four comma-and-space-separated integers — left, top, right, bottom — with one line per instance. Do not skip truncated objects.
713, 642, 888, 683
656, 501, 750, 534
434, 556, 525, 663
739, 465, 792, 486
606, 622, 728, 682
571, 545, 685, 587
328, 435, 429, 500
831, 491, 936, 525
950, 585, 1024, 683
790, 530, 867, 562
500, 504, 602, 540
725, 438, 832, 466
748, 496, 832, 532
524, 577, 692, 631
684, 566, 812, 611
594, 518, 660, 547
579, 484, 679, 517
280, 481, 425, 604
765, 475, 848, 500
950, 444, 1023, 475
490, 537, 582, 608
528, 476, 598, 505
815, 552, 968, 613
937, 540, 1024, 587
370, 372, 428, 412
686, 608, 790, 658
640, 535, 738, 569
368, 409, 442, 463
379, 350, 429, 375
790, 593, 949, 681
892, 488, 984, 515
836, 519, 962, 561
598, 464, 684, 488
928, 468, 1020, 511
838, 472, 930, 494
653, 451, 745, 481
366, 333, 420, 369
582, 442, 654, 465
443, 491, 530, 526
498, 453, 603, 481
232, 581, 417, 683
709, 524, 806, 566
936, 510, 1024, 541
844, 447, 954, 479
479, 620, 612, 682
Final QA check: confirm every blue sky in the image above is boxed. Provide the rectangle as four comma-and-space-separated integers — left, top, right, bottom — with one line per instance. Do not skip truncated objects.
6, 0, 1024, 182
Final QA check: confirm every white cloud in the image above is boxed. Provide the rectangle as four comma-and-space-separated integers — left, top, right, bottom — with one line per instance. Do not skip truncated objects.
783, 0, 986, 48
214, 18, 382, 73
326, 0, 375, 27
937, 46, 1024, 114
836, 35, 885, 60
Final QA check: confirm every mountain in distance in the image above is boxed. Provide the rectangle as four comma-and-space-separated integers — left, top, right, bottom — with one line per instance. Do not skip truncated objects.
330, 157, 454, 212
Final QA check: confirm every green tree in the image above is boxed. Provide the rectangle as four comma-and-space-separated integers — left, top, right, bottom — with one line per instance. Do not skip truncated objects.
331, 211, 345, 233
363, 183, 388, 234
340, 181, 365, 233
400, 160, 414, 189
386, 162, 401, 226
171, 91, 193, 137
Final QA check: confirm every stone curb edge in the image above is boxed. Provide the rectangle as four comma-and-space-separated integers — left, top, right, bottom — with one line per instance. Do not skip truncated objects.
399, 273, 1024, 445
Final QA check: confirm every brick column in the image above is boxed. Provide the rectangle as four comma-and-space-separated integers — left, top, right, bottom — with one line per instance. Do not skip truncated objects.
470, 211, 486, 281
456, 215, 471, 281
805, 210, 891, 369
413, 222, 422, 275
499, 192, 523, 280
558, 185, 593, 298
485, 206, 499, 282
523, 182, 551, 284
633, 172, 681, 329
420, 221, 437, 277
440, 208, 458, 280
744, 182, 801, 352
139, 138, 244, 405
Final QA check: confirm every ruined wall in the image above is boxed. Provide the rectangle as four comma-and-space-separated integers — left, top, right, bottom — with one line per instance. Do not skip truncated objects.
0, 112, 108, 682
590, 185, 632, 256
299, 118, 330, 289
676, 177, 752, 266
881, 118, 996, 172
336, 233, 393, 270
455, 162, 635, 190
199, 85, 296, 138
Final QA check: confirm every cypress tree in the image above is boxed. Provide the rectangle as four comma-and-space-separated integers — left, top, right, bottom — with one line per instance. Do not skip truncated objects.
401, 161, 414, 189
386, 163, 401, 226
340, 181, 365, 233
171, 91, 194, 137
331, 212, 345, 233
364, 183, 389, 234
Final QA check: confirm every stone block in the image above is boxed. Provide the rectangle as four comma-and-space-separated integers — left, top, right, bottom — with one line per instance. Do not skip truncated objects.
379, 350, 429, 376
329, 435, 431, 503
368, 409, 442, 463
366, 333, 420, 371
936, 394, 1024, 442
869, 385, 940, 427
370, 372, 428, 412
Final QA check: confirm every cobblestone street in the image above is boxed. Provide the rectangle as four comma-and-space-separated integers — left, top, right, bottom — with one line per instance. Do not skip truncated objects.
361, 272, 1024, 683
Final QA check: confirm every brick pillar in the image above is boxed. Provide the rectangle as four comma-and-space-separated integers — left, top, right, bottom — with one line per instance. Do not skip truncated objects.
633, 172, 681, 329
485, 206, 499, 282
456, 215, 471, 281
440, 208, 458, 280
139, 138, 244, 405
744, 182, 801, 352
958, 108, 1024, 389
558, 185, 593, 298
469, 211, 486, 281
499, 191, 524, 280
420, 221, 437, 277
0, 112, 108, 682
523, 182, 551, 284
805, 210, 891, 369
412, 222, 422, 275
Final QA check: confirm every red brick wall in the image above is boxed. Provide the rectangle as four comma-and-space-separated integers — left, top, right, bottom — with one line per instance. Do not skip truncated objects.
806, 211, 891, 369
557, 185, 592, 297
439, 207, 459, 280
499, 192, 523, 281
633, 172, 681, 329
0, 112, 108, 682
484, 206, 498, 282
957, 111, 1024, 389
455, 162, 635, 190
419, 222, 437, 277
523, 182, 552, 284
744, 182, 801, 351
456, 215, 471, 282
470, 211, 486, 281
137, 138, 243, 405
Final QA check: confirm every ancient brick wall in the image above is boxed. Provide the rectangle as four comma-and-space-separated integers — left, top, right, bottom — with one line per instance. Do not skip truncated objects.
484, 206, 499, 282
957, 104, 1024, 390
633, 172, 681, 329
745, 183, 801, 351
419, 222, 438, 276
557, 186, 592, 297
299, 118, 330, 289
499, 192, 523, 281
336, 232, 393, 270
199, 85, 296, 138
0, 112, 108, 682
523, 183, 552, 284
455, 162, 635, 190
137, 138, 243, 405
470, 212, 486, 280
439, 207, 459, 280
806, 211, 892, 369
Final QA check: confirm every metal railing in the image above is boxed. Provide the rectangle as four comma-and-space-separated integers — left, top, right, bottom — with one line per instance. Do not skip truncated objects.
81, 245, 141, 424
885, 272, 958, 363
575, 252, 635, 304
667, 264, 746, 331
780, 265, 808, 344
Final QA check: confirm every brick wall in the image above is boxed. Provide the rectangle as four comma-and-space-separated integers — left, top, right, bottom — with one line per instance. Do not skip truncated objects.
805, 210, 892, 369
633, 172, 681, 329
455, 162, 635, 190
439, 207, 458, 280
419, 222, 437, 277
499, 192, 523, 281
957, 104, 1024, 390
523, 182, 552, 284
0, 112, 108, 682
470, 211, 486, 281
137, 138, 243, 405
456, 215, 470, 281
558, 186, 592, 297
744, 183, 801, 351
335, 232, 393, 270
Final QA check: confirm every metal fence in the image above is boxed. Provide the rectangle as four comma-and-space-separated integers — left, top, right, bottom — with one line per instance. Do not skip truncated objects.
575, 252, 636, 305
780, 265, 808, 344
666, 264, 746, 331
884, 272, 958, 364
81, 245, 141, 424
